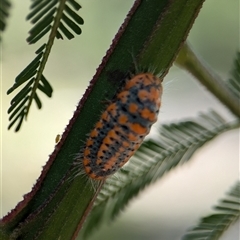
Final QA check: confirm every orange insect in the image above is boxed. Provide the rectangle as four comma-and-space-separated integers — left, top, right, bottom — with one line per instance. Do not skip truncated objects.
83, 73, 162, 180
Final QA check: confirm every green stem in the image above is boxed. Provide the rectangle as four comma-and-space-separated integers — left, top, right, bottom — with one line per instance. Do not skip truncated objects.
175, 42, 240, 118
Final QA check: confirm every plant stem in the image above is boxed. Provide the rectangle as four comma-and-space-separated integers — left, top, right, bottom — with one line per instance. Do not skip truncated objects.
175, 42, 240, 118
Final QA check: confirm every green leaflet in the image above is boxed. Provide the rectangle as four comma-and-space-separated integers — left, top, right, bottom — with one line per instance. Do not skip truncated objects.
182, 181, 240, 240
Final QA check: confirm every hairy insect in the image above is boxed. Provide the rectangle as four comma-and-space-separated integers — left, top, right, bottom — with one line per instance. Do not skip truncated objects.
82, 73, 162, 180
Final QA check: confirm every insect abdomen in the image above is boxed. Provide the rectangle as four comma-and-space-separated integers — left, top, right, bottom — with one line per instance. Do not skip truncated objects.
83, 73, 162, 180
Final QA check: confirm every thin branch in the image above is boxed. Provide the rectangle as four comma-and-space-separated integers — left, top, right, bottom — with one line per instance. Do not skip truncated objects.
175, 42, 240, 118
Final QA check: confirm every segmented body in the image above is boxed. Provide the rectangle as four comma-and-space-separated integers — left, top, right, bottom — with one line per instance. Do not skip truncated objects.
83, 73, 162, 180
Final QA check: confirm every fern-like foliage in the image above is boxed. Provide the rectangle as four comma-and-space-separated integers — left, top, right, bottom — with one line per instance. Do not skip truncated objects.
227, 51, 240, 99
80, 110, 239, 239
26, 0, 83, 44
7, 44, 52, 131
182, 181, 240, 240
0, 0, 11, 40
7, 0, 83, 131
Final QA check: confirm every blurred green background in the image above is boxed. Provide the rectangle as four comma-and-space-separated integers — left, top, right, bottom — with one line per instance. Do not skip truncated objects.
1, 1, 239, 239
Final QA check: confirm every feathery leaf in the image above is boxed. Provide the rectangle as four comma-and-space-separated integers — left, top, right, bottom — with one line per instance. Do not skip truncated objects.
8, 104, 27, 131
58, 21, 74, 39
7, 1, 84, 131
33, 92, 42, 109
7, 53, 43, 95
38, 75, 53, 97
7, 44, 52, 131
27, 0, 58, 23
182, 181, 240, 240
0, 0, 11, 40
27, 9, 55, 44
80, 111, 239, 239
227, 52, 240, 99
67, 0, 81, 10
27, 0, 83, 43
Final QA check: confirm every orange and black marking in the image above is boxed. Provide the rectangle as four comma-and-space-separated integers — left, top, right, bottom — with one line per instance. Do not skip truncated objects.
83, 73, 162, 180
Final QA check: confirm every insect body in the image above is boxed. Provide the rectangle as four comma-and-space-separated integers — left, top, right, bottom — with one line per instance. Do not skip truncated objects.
83, 73, 162, 180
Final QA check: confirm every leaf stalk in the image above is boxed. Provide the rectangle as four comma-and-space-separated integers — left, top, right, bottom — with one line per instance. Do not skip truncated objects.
175, 43, 240, 118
